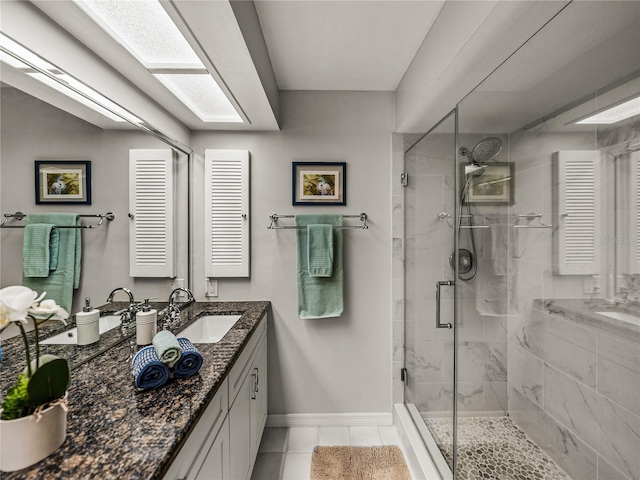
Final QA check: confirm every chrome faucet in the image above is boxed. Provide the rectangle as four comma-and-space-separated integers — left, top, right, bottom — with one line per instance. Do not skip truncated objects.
159, 287, 194, 330
106, 287, 138, 330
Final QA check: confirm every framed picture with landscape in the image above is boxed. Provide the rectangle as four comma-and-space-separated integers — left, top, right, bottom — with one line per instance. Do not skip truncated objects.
35, 160, 92, 205
292, 162, 346, 206
466, 162, 514, 205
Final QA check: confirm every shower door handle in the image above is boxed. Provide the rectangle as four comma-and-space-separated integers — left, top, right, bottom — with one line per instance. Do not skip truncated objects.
435, 281, 454, 329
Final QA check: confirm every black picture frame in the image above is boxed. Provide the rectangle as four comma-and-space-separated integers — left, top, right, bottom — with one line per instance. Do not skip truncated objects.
464, 162, 514, 205
35, 160, 92, 205
292, 162, 346, 206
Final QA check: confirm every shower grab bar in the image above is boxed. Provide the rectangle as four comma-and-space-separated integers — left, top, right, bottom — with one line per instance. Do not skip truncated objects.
1, 211, 115, 229
437, 211, 551, 229
435, 281, 454, 329
513, 213, 552, 229
267, 212, 369, 230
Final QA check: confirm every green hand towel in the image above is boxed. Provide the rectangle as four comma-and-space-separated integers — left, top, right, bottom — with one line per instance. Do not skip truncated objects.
296, 214, 343, 319
307, 224, 334, 277
23, 213, 81, 313
23, 224, 59, 277
152, 330, 182, 367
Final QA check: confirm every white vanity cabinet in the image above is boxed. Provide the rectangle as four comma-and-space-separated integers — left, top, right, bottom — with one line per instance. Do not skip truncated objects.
164, 314, 267, 480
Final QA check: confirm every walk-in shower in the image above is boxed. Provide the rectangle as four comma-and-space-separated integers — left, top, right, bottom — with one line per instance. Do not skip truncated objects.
398, 2, 640, 479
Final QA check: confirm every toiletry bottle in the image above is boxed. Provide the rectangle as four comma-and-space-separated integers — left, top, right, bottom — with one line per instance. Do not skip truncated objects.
136, 298, 157, 346
76, 297, 100, 346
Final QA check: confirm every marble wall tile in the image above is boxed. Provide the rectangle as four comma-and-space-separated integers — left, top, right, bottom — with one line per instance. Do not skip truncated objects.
405, 226, 451, 261
599, 455, 634, 480
508, 342, 544, 406
513, 163, 545, 218
405, 300, 455, 342
597, 333, 640, 416
483, 315, 507, 341
392, 152, 404, 196
457, 300, 484, 341
393, 360, 404, 404
392, 320, 404, 363
392, 195, 403, 237
544, 365, 640, 480
542, 264, 587, 301
484, 382, 508, 414
444, 341, 507, 383
514, 222, 552, 265
511, 305, 597, 388
514, 258, 544, 307
456, 382, 485, 412
405, 341, 444, 383
414, 382, 454, 414
392, 237, 403, 279
404, 175, 446, 214
509, 386, 598, 480
405, 152, 451, 176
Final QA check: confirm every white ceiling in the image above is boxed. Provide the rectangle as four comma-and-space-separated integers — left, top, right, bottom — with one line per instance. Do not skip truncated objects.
254, 0, 444, 91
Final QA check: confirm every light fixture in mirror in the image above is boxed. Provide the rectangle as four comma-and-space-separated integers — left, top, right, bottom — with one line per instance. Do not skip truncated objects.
0, 32, 142, 125
575, 94, 640, 125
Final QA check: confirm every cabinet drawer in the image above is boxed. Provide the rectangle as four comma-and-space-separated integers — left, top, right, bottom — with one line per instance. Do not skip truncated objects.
229, 314, 266, 405
164, 378, 229, 480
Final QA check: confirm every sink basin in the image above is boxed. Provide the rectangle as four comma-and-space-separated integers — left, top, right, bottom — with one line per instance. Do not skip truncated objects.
39, 315, 122, 345
178, 315, 241, 344
596, 311, 640, 326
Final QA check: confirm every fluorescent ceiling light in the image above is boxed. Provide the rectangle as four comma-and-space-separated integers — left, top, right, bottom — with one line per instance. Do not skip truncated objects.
576, 95, 640, 125
154, 74, 243, 123
75, 0, 203, 69
0, 33, 142, 124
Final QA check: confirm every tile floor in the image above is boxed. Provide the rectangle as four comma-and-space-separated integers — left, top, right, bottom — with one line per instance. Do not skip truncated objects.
250, 425, 416, 480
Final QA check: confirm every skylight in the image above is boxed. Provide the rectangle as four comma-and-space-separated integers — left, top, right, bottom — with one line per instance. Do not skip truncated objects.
0, 33, 141, 124
575, 95, 640, 125
74, 0, 243, 123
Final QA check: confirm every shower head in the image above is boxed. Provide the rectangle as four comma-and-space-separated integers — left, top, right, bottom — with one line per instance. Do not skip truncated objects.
469, 137, 503, 163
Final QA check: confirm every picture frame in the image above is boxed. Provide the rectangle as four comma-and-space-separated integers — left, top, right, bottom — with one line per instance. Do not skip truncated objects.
465, 162, 514, 205
35, 161, 92, 205
292, 162, 346, 206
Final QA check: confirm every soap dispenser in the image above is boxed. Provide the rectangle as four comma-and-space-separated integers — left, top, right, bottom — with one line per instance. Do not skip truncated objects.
136, 298, 157, 346
76, 297, 100, 346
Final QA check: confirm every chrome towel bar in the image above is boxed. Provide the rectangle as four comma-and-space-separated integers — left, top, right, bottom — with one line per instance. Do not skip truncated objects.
267, 212, 369, 230
1, 211, 115, 229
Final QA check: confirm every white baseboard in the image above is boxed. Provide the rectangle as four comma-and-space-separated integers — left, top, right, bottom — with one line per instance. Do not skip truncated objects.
266, 412, 393, 428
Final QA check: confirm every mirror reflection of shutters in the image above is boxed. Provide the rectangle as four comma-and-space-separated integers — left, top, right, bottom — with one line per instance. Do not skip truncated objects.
129, 149, 176, 278
553, 150, 601, 275
205, 149, 250, 278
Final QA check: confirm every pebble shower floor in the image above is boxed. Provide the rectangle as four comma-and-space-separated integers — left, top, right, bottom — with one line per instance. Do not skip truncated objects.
424, 416, 571, 480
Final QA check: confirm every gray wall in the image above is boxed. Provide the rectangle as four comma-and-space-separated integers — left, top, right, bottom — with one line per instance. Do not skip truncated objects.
0, 87, 189, 314
191, 91, 394, 416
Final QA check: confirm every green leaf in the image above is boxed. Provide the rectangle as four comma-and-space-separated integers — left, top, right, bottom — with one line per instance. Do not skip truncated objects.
26, 356, 70, 407
1, 375, 31, 420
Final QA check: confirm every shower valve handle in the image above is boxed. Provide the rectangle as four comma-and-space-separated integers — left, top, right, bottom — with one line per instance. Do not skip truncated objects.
436, 281, 455, 329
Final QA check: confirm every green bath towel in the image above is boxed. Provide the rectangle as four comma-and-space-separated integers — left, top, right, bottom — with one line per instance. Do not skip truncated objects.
23, 223, 59, 277
23, 213, 81, 313
296, 214, 343, 319
307, 224, 334, 277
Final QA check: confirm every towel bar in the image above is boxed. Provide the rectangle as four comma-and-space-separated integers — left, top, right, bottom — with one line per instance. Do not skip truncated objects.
437, 211, 551, 229
0, 211, 115, 229
267, 212, 369, 230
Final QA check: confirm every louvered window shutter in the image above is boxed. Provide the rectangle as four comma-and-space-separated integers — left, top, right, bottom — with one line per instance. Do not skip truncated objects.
627, 151, 640, 274
553, 151, 602, 275
129, 149, 176, 277
205, 149, 250, 278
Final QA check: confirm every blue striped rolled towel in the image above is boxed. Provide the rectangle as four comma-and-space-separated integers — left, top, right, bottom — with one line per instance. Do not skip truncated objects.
174, 338, 204, 378
132, 345, 170, 390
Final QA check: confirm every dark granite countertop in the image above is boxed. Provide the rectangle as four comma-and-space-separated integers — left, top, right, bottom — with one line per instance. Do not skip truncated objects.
536, 298, 640, 342
1, 301, 270, 479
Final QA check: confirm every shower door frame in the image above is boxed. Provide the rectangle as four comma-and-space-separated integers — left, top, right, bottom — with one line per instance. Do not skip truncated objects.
402, 107, 460, 480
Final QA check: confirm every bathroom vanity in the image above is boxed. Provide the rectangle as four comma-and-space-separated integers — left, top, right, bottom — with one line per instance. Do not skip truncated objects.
0, 301, 270, 480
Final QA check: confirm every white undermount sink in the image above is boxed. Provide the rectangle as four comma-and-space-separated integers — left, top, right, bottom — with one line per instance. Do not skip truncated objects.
39, 315, 122, 345
595, 310, 640, 326
178, 315, 241, 344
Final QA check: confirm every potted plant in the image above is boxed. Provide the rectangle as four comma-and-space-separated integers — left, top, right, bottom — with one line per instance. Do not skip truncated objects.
0, 285, 71, 472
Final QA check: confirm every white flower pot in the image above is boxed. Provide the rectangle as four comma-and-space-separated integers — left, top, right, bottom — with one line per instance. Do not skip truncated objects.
0, 397, 67, 472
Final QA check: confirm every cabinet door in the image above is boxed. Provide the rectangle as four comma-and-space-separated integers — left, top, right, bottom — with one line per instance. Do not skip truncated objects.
229, 372, 252, 480
250, 336, 268, 461
193, 416, 230, 480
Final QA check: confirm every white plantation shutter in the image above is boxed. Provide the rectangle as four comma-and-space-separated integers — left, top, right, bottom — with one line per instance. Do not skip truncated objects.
627, 151, 640, 274
553, 151, 602, 275
129, 149, 175, 277
205, 149, 250, 277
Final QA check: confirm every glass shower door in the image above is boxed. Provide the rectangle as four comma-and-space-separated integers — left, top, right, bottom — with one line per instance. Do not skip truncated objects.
403, 110, 457, 479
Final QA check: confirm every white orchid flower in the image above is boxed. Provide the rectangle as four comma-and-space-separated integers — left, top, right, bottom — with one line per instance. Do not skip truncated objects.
29, 299, 69, 324
0, 286, 41, 328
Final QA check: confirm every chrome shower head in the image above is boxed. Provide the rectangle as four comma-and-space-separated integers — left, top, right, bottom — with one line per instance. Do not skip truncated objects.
469, 137, 503, 163
465, 164, 486, 176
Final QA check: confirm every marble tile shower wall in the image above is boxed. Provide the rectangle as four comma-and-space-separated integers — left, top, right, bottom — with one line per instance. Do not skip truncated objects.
396, 132, 509, 416
507, 127, 640, 480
